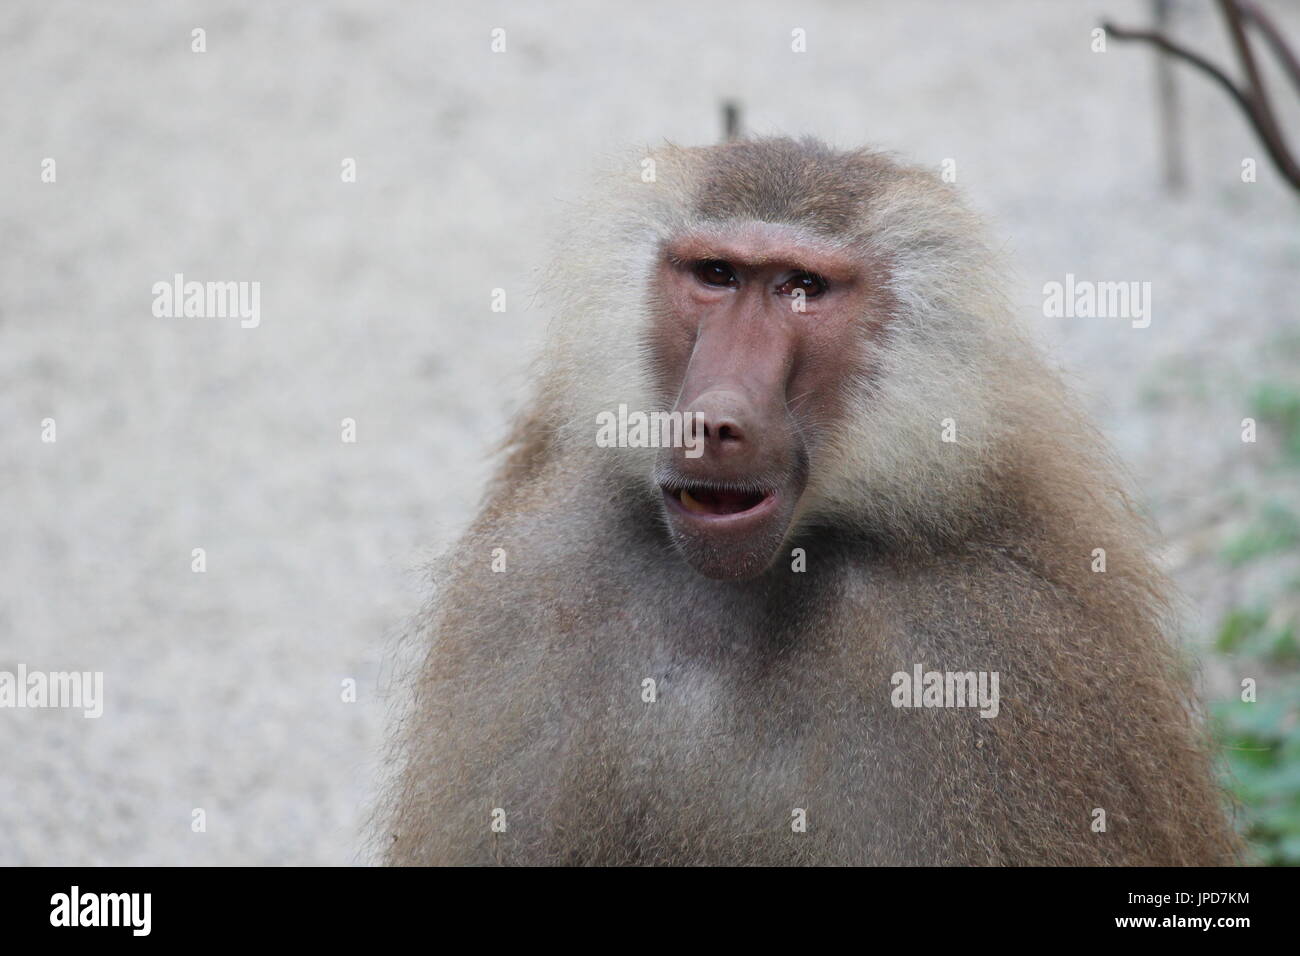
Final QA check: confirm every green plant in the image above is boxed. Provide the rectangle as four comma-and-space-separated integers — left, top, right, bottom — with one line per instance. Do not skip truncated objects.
1214, 682, 1300, 865
1250, 382, 1300, 463
1206, 370, 1300, 864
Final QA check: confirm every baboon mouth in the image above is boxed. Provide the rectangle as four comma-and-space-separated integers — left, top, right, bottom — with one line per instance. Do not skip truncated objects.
656, 472, 800, 578
665, 485, 776, 519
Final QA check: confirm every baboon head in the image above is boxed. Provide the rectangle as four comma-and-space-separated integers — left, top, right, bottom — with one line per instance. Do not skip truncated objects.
547, 138, 1015, 579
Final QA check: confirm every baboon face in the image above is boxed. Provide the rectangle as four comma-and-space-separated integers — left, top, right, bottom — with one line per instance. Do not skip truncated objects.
651, 220, 875, 580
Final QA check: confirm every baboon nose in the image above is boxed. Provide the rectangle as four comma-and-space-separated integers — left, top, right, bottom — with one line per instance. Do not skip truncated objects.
702, 417, 744, 448
688, 392, 752, 458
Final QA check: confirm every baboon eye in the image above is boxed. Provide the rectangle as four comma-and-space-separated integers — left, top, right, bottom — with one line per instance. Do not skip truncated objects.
694, 260, 738, 288
777, 271, 828, 298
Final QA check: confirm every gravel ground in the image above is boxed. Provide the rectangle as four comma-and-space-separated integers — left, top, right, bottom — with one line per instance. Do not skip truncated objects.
1, 0, 1296, 864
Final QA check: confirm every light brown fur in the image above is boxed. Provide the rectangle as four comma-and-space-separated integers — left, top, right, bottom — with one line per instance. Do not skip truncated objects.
380, 138, 1241, 865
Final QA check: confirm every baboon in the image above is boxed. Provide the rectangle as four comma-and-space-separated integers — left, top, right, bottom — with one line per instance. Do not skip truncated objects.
384, 137, 1241, 865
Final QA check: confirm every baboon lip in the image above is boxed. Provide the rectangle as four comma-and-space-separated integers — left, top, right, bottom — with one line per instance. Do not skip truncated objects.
662, 483, 778, 521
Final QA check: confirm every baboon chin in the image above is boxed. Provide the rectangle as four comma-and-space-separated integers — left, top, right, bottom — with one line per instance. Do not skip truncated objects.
382, 136, 1242, 867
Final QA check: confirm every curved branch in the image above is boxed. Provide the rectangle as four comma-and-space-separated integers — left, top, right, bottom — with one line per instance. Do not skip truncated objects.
1102, 10, 1300, 191
1216, 0, 1297, 183
1100, 20, 1255, 118
1237, 0, 1300, 97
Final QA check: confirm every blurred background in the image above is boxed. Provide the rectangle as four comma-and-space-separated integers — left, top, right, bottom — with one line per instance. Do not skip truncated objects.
0, 0, 1296, 865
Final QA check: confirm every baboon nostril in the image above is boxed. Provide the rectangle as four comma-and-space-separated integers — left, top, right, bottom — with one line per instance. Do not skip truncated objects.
717, 423, 742, 443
